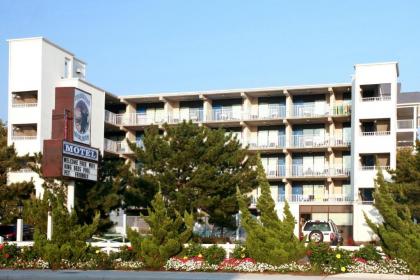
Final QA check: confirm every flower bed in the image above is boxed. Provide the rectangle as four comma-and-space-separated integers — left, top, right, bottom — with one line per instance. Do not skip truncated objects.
0, 242, 412, 274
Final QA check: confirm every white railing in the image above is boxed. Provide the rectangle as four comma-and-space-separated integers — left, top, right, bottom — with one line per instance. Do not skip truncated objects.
290, 134, 328, 148
265, 165, 286, 178
361, 95, 391, 102
397, 119, 414, 129
330, 104, 351, 116
361, 131, 391, 136
168, 108, 204, 123
289, 194, 352, 203
11, 103, 38, 108
291, 104, 328, 118
104, 138, 118, 153
11, 135, 37, 140
210, 108, 242, 121
289, 134, 350, 148
105, 110, 118, 125
397, 140, 414, 147
116, 113, 167, 126
360, 165, 390, 171
290, 165, 350, 177
244, 106, 286, 120
248, 136, 286, 149
104, 138, 144, 154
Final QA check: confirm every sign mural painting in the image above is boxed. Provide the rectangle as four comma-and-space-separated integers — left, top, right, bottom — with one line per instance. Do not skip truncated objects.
73, 89, 92, 145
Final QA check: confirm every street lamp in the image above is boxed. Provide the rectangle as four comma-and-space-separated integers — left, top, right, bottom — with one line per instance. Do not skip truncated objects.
16, 200, 24, 242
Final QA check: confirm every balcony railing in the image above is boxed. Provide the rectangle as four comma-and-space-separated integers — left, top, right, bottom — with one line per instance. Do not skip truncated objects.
290, 165, 350, 177
289, 194, 352, 203
360, 165, 390, 171
11, 102, 38, 108
360, 131, 391, 136
168, 109, 204, 124
361, 95, 391, 102
330, 104, 351, 116
265, 165, 286, 178
291, 104, 329, 118
116, 113, 166, 126
397, 140, 414, 148
11, 135, 37, 140
289, 134, 351, 148
105, 110, 118, 125
248, 136, 286, 149
244, 106, 286, 120
397, 119, 414, 129
210, 108, 242, 121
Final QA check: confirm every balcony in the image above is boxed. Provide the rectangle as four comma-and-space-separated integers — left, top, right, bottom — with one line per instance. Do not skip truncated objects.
290, 165, 350, 178
248, 136, 286, 151
288, 194, 352, 203
291, 104, 329, 118
288, 134, 350, 149
361, 96, 391, 102
360, 131, 391, 136
330, 104, 351, 116
11, 91, 38, 108
209, 108, 242, 122
104, 139, 145, 154
11, 103, 38, 108
243, 105, 286, 120
116, 113, 166, 126
397, 119, 414, 129
11, 135, 37, 140
105, 110, 118, 126
168, 108, 204, 124
265, 165, 286, 179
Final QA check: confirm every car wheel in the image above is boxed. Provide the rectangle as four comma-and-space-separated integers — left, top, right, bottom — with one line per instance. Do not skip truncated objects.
309, 230, 324, 243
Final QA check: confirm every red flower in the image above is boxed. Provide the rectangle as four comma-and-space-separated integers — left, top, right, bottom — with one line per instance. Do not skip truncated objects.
127, 246, 133, 251
0, 244, 3, 250
306, 250, 312, 257
353, 257, 367, 263
4, 253, 10, 259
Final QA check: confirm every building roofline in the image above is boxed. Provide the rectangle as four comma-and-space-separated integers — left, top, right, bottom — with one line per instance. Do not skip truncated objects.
120, 82, 352, 100
7, 37, 87, 64
354, 61, 399, 77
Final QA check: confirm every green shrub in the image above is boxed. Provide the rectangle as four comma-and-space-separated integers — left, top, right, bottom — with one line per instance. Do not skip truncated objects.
0, 243, 20, 266
182, 242, 204, 258
232, 244, 249, 259
307, 243, 352, 273
109, 246, 137, 261
353, 244, 382, 262
203, 245, 226, 265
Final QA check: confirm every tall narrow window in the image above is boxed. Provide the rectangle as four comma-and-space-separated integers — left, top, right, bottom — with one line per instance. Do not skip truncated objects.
64, 58, 70, 78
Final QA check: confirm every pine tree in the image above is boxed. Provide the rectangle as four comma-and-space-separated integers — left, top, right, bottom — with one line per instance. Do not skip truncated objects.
365, 170, 420, 274
129, 121, 258, 232
128, 191, 193, 269
32, 189, 99, 268
237, 157, 305, 265
0, 120, 34, 223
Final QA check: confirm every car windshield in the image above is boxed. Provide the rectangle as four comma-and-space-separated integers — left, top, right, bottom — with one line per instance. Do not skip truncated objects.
0, 226, 14, 234
303, 222, 331, 232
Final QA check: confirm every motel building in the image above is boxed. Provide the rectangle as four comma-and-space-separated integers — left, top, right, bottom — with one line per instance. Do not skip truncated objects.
6, 37, 420, 244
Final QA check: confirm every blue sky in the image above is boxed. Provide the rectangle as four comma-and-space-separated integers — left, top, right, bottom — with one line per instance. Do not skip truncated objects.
1, 0, 419, 121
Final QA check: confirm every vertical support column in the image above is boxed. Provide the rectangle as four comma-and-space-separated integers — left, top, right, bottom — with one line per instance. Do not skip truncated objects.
243, 125, 250, 147
122, 211, 127, 242
160, 97, 173, 123
285, 180, 292, 201
284, 90, 292, 118
201, 95, 212, 121
67, 180, 75, 213
124, 102, 136, 153
241, 92, 250, 119
16, 218, 23, 242
413, 105, 418, 145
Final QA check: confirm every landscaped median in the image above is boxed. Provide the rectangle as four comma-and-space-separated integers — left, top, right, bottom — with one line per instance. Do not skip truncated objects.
0, 242, 411, 275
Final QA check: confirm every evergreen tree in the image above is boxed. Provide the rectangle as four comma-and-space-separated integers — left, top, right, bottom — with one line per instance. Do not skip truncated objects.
129, 121, 258, 232
390, 145, 420, 221
365, 170, 420, 274
32, 189, 99, 268
128, 191, 193, 269
237, 157, 305, 265
0, 120, 34, 223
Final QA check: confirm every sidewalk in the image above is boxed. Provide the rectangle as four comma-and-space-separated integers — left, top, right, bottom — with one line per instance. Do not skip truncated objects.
0, 270, 419, 280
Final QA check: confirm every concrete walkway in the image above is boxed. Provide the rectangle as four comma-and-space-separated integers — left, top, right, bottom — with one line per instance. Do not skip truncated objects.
0, 270, 419, 280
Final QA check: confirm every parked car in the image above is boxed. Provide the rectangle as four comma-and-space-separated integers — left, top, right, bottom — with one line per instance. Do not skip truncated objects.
0, 224, 34, 241
301, 219, 343, 245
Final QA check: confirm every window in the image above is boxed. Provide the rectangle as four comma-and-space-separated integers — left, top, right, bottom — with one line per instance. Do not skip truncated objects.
64, 58, 70, 78
303, 222, 331, 232
359, 188, 374, 202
